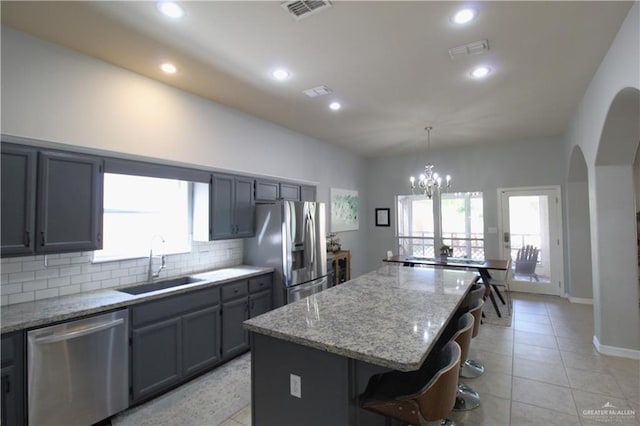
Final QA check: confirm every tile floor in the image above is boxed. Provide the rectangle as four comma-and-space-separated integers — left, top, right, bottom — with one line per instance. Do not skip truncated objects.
123, 293, 640, 425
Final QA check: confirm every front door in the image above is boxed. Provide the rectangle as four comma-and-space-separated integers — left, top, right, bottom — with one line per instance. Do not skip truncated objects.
499, 187, 564, 296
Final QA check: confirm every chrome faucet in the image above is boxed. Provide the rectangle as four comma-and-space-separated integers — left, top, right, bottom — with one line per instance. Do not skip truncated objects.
148, 235, 166, 282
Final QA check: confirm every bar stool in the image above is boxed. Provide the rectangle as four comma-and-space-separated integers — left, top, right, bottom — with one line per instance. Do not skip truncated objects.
452, 312, 481, 411
461, 298, 485, 379
360, 341, 462, 426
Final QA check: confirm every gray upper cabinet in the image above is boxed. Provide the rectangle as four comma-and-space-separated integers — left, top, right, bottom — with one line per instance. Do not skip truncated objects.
256, 181, 315, 203
300, 185, 316, 202
234, 177, 255, 238
1, 144, 104, 257
37, 151, 104, 253
1, 145, 36, 256
254, 180, 279, 203
211, 173, 255, 240
279, 183, 300, 201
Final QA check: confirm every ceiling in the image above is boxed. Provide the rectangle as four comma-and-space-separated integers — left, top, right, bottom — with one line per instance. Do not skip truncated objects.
1, 1, 633, 157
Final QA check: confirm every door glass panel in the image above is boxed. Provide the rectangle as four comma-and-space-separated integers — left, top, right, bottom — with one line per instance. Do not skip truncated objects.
501, 188, 563, 296
508, 195, 550, 284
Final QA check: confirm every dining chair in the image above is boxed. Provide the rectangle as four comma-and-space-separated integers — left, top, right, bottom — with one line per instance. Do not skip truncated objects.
360, 341, 462, 426
488, 258, 512, 316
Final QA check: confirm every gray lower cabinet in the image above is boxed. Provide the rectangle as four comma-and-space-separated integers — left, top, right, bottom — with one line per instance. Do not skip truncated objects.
249, 289, 272, 318
211, 174, 255, 239
131, 317, 182, 402
221, 283, 250, 360
249, 274, 273, 319
1, 332, 25, 426
130, 287, 221, 404
182, 305, 222, 378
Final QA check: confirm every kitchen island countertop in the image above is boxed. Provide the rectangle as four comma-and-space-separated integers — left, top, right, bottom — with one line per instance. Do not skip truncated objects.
244, 264, 476, 372
1, 265, 273, 333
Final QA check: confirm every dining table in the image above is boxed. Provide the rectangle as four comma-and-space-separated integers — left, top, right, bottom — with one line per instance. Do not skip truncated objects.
383, 255, 510, 318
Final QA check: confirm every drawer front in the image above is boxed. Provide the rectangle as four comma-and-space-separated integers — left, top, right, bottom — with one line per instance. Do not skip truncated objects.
221, 280, 248, 301
249, 274, 272, 293
131, 287, 220, 327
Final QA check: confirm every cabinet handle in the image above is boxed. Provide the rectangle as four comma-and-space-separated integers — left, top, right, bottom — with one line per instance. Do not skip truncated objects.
24, 231, 30, 247
97, 232, 102, 243
4, 378, 10, 393
40, 232, 45, 246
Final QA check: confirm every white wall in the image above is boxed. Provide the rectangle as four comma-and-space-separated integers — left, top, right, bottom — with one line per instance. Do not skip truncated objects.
564, 3, 640, 354
365, 137, 565, 273
0, 26, 369, 303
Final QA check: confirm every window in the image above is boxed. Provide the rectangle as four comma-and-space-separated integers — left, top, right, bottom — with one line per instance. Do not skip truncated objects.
93, 174, 191, 262
397, 195, 435, 257
441, 192, 484, 259
397, 192, 484, 259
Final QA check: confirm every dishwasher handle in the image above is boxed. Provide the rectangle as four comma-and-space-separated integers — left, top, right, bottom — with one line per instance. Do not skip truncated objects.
33, 318, 125, 345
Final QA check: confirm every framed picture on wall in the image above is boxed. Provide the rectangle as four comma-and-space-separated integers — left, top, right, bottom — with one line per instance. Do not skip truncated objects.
330, 188, 359, 232
375, 208, 390, 227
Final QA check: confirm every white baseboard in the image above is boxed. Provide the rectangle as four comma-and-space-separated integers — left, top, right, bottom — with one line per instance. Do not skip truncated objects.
568, 296, 593, 304
593, 335, 640, 360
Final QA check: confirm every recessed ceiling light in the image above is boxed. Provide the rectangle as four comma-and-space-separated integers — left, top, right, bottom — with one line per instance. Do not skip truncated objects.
160, 63, 177, 74
470, 66, 491, 79
329, 102, 341, 111
272, 68, 291, 81
157, 2, 184, 19
451, 8, 477, 24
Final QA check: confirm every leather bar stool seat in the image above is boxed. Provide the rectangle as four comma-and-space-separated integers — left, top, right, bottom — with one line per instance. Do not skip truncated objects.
360, 341, 462, 426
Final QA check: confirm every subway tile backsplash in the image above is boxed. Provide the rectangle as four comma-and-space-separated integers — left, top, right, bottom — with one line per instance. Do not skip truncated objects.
0, 240, 243, 306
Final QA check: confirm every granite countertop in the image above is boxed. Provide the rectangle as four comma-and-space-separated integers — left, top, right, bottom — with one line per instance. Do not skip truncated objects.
1, 265, 273, 334
244, 264, 476, 372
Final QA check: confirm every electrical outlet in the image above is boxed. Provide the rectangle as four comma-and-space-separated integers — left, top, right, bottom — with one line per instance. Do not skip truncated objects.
290, 374, 301, 398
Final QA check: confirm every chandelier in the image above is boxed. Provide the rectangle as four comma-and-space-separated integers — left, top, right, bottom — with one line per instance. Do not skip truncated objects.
409, 126, 451, 199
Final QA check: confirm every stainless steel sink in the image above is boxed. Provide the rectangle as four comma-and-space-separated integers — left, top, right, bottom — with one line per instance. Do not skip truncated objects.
117, 276, 205, 295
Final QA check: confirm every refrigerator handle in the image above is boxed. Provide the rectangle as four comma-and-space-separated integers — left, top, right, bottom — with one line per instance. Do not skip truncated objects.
305, 209, 315, 271
283, 202, 293, 286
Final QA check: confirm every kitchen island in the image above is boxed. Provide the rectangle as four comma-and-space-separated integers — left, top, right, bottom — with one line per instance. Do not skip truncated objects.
243, 264, 477, 426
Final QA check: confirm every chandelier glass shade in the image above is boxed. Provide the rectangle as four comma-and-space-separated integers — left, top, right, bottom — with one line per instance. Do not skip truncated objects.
409, 127, 451, 199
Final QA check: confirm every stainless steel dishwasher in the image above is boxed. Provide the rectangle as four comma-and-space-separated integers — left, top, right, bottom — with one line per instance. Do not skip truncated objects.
27, 309, 129, 426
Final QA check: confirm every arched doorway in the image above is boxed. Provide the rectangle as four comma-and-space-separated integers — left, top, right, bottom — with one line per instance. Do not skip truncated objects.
567, 147, 593, 302
592, 87, 640, 355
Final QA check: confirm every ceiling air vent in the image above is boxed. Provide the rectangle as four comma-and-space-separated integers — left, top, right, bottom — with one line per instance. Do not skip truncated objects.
448, 39, 490, 60
303, 85, 333, 97
281, 0, 332, 20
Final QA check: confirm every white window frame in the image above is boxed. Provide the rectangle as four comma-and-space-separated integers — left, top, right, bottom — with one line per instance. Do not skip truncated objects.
396, 192, 484, 259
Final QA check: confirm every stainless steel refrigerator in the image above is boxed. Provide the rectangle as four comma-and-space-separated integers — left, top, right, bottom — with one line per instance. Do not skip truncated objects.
244, 200, 328, 307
